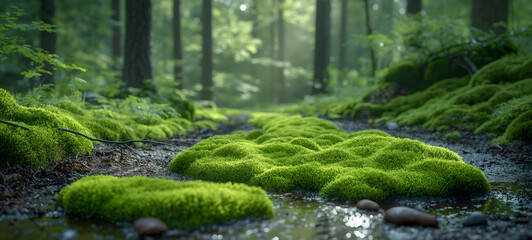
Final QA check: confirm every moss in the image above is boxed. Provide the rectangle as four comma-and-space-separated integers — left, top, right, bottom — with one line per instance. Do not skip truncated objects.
57, 175, 274, 227
444, 131, 461, 139
0, 89, 93, 168
470, 56, 532, 86
423, 59, 468, 87
169, 114, 490, 201
380, 61, 422, 92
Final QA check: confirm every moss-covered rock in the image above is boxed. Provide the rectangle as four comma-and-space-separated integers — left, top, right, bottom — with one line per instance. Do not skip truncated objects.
169, 114, 490, 201
58, 175, 274, 227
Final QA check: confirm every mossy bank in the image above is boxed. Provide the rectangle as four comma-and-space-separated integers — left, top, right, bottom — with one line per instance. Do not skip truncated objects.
169, 114, 490, 201
58, 175, 274, 227
0, 88, 226, 169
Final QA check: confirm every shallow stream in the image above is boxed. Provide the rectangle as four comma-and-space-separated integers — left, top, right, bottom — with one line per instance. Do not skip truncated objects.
1, 181, 530, 240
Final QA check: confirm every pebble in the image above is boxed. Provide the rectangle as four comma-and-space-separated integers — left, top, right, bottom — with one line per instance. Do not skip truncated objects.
386, 122, 399, 130
463, 212, 488, 227
60, 229, 78, 240
384, 207, 438, 228
133, 217, 168, 238
356, 199, 380, 211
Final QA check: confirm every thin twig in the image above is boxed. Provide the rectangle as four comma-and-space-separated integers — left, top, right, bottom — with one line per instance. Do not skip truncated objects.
55, 127, 180, 148
0, 119, 29, 130
0, 119, 181, 149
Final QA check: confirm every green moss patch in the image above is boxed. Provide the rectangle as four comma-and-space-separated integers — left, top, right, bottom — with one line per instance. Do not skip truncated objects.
169, 114, 490, 201
58, 175, 274, 227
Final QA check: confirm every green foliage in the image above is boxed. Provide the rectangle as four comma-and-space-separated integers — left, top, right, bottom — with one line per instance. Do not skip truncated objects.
0, 7, 85, 78
169, 114, 490, 201
470, 56, 532, 86
57, 175, 274, 227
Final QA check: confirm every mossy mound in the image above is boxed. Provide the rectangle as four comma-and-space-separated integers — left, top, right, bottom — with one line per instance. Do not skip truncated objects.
359, 56, 532, 144
169, 114, 490, 201
1, 88, 229, 168
58, 175, 274, 227
0, 89, 93, 168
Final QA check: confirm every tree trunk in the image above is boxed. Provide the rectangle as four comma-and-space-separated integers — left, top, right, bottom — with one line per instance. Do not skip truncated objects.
406, 0, 421, 15
111, 0, 121, 70
311, 0, 331, 95
363, 0, 376, 78
269, 0, 276, 103
123, 0, 155, 94
173, 0, 183, 89
40, 0, 56, 85
472, 0, 508, 34
201, 0, 213, 101
277, 0, 286, 103
338, 0, 348, 82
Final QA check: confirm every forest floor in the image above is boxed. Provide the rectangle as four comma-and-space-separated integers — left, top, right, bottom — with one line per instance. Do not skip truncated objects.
0, 114, 531, 239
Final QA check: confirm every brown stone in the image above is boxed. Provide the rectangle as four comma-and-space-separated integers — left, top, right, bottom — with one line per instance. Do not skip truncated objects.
384, 207, 438, 228
356, 199, 380, 211
133, 217, 168, 237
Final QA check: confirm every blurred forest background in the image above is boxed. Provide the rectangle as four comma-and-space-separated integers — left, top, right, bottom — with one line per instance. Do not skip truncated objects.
0, 0, 531, 108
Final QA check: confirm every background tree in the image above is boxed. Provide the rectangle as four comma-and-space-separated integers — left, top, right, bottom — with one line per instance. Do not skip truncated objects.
338, 0, 348, 82
40, 0, 56, 86
472, 0, 508, 34
277, 0, 285, 103
123, 0, 155, 94
201, 0, 213, 101
407, 0, 422, 15
363, 0, 376, 78
173, 0, 183, 89
312, 0, 331, 95
111, 0, 121, 70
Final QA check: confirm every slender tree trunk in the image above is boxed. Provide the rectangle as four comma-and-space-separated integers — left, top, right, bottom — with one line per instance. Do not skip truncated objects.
277, 0, 286, 103
406, 0, 421, 15
363, 0, 376, 78
472, 0, 508, 34
173, 0, 183, 89
311, 0, 331, 95
338, 0, 348, 82
111, 0, 121, 70
40, 0, 56, 85
201, 0, 213, 101
123, 0, 155, 94
269, 0, 276, 103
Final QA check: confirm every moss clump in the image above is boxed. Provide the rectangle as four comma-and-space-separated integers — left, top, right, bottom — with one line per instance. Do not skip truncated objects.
58, 175, 274, 227
0, 89, 93, 168
169, 114, 490, 201
444, 131, 461, 139
470, 56, 532, 86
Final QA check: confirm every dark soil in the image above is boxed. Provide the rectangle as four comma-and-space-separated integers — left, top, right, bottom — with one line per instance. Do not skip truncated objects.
1, 115, 531, 239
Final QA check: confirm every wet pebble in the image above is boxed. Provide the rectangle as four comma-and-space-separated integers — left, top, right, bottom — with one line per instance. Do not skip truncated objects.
384, 207, 438, 228
133, 217, 168, 238
463, 212, 488, 227
60, 229, 78, 240
356, 199, 380, 211
386, 122, 399, 130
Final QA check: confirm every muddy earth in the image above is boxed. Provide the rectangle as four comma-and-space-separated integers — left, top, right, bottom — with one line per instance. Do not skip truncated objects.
1, 115, 531, 239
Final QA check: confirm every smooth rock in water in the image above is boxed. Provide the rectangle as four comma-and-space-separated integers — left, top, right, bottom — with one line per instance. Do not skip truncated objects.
386, 122, 399, 130
60, 229, 78, 240
134, 217, 168, 238
356, 199, 380, 211
384, 207, 438, 228
463, 212, 488, 227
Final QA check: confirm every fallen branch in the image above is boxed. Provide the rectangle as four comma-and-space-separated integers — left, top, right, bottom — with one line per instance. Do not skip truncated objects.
0, 119, 181, 149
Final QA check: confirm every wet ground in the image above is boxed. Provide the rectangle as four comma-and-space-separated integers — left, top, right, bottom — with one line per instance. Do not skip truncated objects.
1, 115, 531, 239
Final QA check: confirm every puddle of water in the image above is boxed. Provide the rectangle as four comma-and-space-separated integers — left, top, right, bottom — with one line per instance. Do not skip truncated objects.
0, 182, 529, 239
